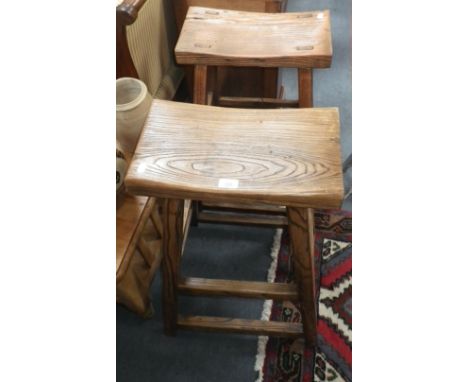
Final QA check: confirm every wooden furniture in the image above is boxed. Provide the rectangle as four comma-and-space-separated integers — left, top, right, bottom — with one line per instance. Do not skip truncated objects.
175, 7, 332, 107
125, 100, 343, 344
117, 191, 193, 317
175, 6, 333, 226
116, 0, 185, 316
172, 0, 288, 100
116, 195, 162, 317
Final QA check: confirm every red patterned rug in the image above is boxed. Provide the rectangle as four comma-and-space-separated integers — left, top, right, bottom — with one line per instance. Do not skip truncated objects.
255, 209, 352, 382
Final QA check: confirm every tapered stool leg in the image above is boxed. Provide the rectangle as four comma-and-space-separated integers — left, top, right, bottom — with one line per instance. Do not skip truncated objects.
194, 65, 208, 105
263, 67, 279, 98
287, 207, 317, 345
298, 68, 313, 107
207, 66, 218, 105
191, 65, 209, 226
161, 198, 184, 336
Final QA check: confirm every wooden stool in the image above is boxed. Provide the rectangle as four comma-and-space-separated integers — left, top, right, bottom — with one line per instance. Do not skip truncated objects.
172, 0, 288, 100
175, 6, 333, 108
175, 6, 333, 226
125, 100, 343, 344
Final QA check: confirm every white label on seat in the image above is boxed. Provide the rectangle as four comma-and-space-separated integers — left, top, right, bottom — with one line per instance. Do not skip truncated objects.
317, 12, 324, 19
218, 178, 239, 189
137, 163, 147, 173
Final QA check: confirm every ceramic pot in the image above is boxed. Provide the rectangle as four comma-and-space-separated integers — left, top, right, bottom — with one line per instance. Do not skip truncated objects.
116, 77, 153, 154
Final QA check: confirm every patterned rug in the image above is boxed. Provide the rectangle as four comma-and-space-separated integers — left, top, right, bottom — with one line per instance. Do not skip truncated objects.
255, 210, 352, 382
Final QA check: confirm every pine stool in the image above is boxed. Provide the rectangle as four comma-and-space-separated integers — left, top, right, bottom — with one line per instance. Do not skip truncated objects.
125, 100, 344, 345
175, 6, 333, 108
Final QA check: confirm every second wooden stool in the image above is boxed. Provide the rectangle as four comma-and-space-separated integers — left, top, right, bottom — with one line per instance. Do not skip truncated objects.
175, 6, 333, 108
175, 7, 334, 226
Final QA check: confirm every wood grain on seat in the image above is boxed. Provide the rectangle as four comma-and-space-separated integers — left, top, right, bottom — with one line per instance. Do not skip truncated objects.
125, 100, 344, 209
175, 7, 332, 68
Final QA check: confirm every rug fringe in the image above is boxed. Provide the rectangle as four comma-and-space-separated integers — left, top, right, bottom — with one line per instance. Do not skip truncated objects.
254, 228, 283, 382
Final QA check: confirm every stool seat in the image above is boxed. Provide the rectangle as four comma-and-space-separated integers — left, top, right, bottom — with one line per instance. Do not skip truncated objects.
125, 100, 344, 209
175, 7, 332, 68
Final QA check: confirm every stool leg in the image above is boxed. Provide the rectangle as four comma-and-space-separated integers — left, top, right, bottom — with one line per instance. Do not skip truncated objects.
263, 67, 279, 98
192, 65, 209, 225
298, 68, 313, 107
207, 66, 218, 105
287, 207, 317, 345
161, 198, 184, 336
194, 65, 208, 105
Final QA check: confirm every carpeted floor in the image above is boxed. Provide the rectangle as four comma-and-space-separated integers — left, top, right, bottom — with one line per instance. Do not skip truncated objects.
117, 0, 351, 380
257, 210, 352, 382
117, 223, 276, 382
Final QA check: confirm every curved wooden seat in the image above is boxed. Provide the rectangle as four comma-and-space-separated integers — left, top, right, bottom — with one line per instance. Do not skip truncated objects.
175, 7, 332, 68
125, 100, 343, 209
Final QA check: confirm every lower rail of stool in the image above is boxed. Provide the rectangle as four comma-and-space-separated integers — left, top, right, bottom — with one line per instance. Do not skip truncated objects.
195, 201, 288, 227
178, 277, 299, 301
218, 96, 299, 109
201, 201, 286, 215
177, 315, 304, 338
197, 209, 288, 227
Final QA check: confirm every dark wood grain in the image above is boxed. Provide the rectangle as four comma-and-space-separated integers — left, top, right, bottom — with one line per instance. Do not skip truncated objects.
197, 210, 288, 227
191, 64, 209, 225
298, 68, 313, 107
175, 7, 332, 68
263, 68, 279, 99
287, 207, 317, 345
117, 0, 148, 24
193, 65, 208, 105
201, 201, 286, 214
182, 200, 193, 253
218, 96, 299, 108
198, 201, 287, 227
177, 315, 303, 338
125, 100, 344, 209
178, 277, 299, 300
161, 198, 184, 336
116, 0, 149, 78
266, 0, 286, 13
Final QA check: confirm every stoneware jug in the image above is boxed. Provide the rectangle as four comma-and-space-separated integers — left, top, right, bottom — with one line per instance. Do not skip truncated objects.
116, 77, 152, 154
